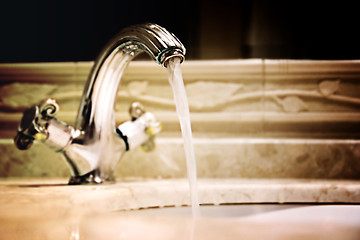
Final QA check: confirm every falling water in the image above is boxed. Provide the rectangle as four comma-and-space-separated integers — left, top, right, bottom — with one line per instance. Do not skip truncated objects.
167, 57, 200, 218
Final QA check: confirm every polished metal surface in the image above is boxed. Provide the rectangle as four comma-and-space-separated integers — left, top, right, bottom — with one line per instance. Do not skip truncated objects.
14, 98, 72, 151
14, 23, 185, 184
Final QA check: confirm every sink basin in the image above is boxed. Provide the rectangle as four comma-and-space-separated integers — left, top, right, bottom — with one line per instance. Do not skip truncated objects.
79, 204, 360, 240
140, 204, 360, 226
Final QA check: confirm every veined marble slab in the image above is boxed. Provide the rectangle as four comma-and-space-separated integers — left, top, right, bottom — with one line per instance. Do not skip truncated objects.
0, 178, 359, 216
1, 178, 359, 240
1, 138, 360, 179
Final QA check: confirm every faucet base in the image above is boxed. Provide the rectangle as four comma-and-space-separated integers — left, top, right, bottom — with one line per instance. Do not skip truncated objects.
68, 169, 104, 185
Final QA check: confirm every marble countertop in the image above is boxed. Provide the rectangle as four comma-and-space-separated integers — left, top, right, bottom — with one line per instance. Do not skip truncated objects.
1, 178, 360, 240
1, 178, 360, 216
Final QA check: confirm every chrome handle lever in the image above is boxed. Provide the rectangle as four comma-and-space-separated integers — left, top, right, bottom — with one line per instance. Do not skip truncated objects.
117, 102, 162, 152
14, 99, 73, 151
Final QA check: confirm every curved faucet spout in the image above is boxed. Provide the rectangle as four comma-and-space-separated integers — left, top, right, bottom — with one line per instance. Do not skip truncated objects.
64, 23, 185, 183
76, 23, 185, 132
116, 23, 186, 66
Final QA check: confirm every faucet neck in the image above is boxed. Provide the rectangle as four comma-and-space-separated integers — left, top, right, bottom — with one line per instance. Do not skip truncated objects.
75, 23, 185, 133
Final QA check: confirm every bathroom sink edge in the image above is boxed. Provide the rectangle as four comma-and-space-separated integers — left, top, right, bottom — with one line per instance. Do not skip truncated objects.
0, 178, 359, 216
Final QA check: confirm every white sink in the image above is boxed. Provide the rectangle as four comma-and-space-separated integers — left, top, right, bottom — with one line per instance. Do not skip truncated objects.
140, 204, 360, 226
79, 204, 360, 240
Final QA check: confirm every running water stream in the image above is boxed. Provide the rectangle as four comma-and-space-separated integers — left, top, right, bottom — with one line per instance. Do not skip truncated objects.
167, 57, 200, 218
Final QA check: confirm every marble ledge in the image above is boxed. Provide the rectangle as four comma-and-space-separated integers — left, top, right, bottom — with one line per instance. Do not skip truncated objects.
0, 178, 359, 220
2, 138, 360, 179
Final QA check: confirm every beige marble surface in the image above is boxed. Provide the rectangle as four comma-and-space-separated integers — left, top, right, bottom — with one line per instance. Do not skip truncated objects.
0, 178, 360, 239
1, 138, 360, 179
1, 178, 359, 216
1, 60, 360, 182
1, 60, 360, 140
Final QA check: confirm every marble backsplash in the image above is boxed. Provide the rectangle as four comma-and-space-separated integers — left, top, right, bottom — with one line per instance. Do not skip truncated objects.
1, 138, 360, 179
0, 59, 360, 179
1, 59, 360, 138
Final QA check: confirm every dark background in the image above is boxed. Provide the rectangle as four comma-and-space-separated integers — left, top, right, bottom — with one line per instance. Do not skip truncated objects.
1, 0, 359, 62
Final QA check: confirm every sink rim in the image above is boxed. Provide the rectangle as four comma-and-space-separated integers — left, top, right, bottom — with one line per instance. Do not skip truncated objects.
137, 203, 360, 226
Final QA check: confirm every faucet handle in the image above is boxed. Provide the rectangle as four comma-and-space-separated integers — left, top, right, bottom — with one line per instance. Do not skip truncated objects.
38, 98, 59, 118
129, 101, 146, 120
14, 98, 64, 150
129, 102, 162, 152
141, 114, 162, 152
117, 102, 161, 152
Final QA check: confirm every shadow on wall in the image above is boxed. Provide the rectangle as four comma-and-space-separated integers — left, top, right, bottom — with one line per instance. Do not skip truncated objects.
1, 0, 360, 62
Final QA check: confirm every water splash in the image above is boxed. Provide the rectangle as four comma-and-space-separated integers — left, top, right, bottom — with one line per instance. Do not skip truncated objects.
167, 57, 200, 218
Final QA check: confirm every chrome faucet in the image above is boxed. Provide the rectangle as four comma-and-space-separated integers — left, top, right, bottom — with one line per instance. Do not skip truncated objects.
13, 23, 186, 184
